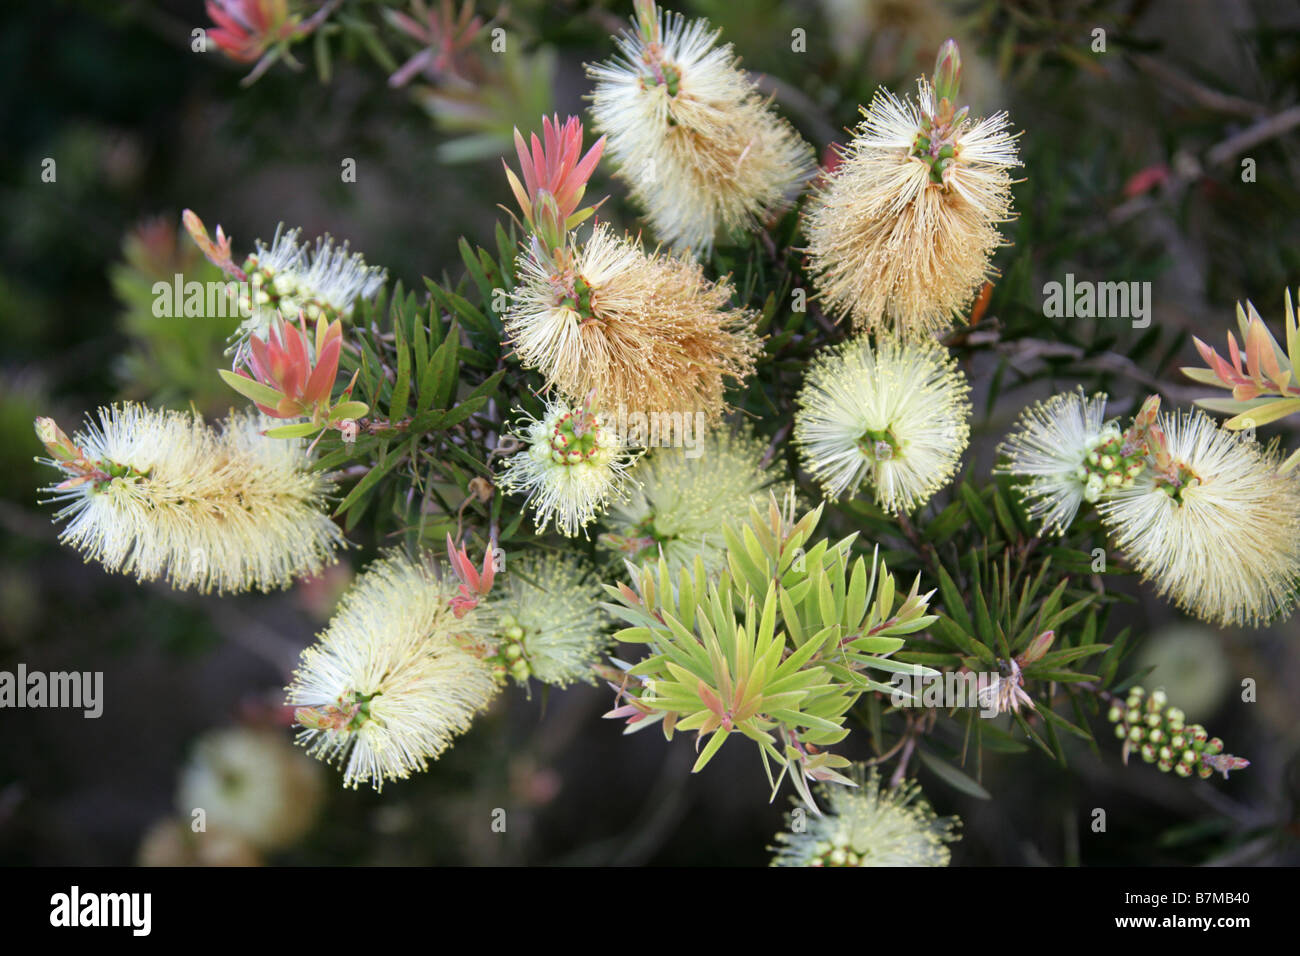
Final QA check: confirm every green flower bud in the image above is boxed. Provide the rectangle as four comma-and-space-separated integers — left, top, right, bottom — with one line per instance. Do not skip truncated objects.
1175, 762, 1192, 778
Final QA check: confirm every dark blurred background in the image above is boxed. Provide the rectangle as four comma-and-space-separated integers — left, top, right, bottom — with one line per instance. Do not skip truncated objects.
2, 0, 1300, 865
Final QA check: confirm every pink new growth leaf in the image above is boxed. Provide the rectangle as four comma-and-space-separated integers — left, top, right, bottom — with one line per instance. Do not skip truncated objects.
503, 115, 605, 234
234, 314, 346, 419
446, 533, 495, 617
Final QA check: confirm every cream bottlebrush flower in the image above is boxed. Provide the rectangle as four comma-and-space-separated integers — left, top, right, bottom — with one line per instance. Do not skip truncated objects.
770, 768, 960, 867
34, 404, 344, 594
488, 552, 611, 688
803, 41, 1020, 339
995, 388, 1129, 536
505, 222, 761, 419
601, 424, 789, 573
794, 335, 971, 511
286, 553, 501, 791
496, 396, 640, 538
1097, 408, 1300, 627
176, 727, 324, 852
586, 0, 815, 254
224, 223, 386, 362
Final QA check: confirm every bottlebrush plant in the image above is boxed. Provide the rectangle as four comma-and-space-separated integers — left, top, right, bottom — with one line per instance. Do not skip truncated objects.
24, 0, 1300, 868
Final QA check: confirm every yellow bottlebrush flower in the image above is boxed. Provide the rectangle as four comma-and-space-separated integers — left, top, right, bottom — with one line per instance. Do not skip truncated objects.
488, 552, 611, 688
794, 335, 971, 511
34, 404, 344, 594
286, 553, 501, 791
496, 396, 640, 538
770, 767, 960, 867
601, 424, 790, 573
803, 41, 1020, 339
586, 0, 815, 254
1097, 408, 1300, 628
504, 222, 761, 419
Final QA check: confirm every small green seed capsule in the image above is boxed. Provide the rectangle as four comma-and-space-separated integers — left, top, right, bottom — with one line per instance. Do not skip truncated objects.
1180, 749, 1197, 765
1197, 763, 1214, 779
1128, 725, 1144, 743
1175, 762, 1192, 778
1158, 759, 1173, 773
1205, 737, 1224, 755
1140, 743, 1157, 763
1107, 706, 1122, 723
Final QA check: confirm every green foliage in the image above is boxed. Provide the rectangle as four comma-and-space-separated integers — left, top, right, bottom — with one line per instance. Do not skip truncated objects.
603, 496, 937, 808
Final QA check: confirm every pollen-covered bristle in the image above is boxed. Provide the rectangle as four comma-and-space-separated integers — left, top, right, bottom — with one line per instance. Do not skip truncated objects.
770, 767, 960, 867
38, 403, 345, 594
1097, 409, 1300, 627
496, 397, 641, 538
286, 553, 501, 791
601, 424, 790, 573
504, 223, 761, 420
587, 2, 815, 254
803, 81, 1020, 339
794, 335, 971, 511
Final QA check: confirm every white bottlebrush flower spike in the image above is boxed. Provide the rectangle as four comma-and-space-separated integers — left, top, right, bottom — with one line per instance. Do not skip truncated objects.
771, 768, 960, 867
232, 224, 386, 361
497, 397, 640, 538
1097, 408, 1300, 627
794, 335, 971, 511
996, 388, 1126, 535
286, 553, 501, 791
489, 552, 610, 688
586, 0, 814, 254
803, 43, 1020, 339
601, 424, 789, 573
35, 404, 345, 594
